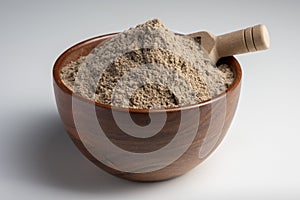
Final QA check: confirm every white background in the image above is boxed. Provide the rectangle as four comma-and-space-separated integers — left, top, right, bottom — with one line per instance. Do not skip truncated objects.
0, 0, 299, 199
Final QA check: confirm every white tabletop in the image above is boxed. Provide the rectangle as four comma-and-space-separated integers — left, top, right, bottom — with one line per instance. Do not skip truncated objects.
0, 0, 299, 199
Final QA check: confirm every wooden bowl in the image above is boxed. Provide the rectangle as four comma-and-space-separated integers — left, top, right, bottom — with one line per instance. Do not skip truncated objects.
53, 33, 242, 182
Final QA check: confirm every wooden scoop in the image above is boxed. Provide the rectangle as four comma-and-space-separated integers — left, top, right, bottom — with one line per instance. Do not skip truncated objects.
188, 24, 270, 64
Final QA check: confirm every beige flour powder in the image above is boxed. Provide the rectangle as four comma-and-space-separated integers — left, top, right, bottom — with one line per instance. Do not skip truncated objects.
60, 19, 234, 109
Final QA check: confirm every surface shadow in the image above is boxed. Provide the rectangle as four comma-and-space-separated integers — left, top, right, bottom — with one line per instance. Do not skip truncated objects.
12, 110, 160, 193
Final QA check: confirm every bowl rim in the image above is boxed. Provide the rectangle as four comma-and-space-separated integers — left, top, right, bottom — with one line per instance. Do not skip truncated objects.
53, 33, 242, 113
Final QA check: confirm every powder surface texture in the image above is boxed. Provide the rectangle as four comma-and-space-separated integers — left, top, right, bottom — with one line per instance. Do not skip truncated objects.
60, 19, 234, 109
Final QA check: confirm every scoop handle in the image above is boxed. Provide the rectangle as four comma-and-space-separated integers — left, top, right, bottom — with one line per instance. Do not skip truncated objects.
216, 24, 270, 58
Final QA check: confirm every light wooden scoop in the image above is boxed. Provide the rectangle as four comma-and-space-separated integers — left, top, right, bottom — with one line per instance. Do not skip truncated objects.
188, 24, 270, 64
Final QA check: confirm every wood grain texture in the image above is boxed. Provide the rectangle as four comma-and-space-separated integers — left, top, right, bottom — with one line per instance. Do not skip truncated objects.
189, 24, 270, 64
53, 34, 242, 182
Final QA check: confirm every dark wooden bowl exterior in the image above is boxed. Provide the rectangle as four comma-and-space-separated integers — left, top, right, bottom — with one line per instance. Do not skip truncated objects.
53, 34, 242, 182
